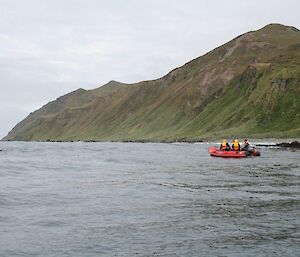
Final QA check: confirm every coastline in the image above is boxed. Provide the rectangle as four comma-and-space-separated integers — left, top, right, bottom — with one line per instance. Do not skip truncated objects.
2, 138, 300, 148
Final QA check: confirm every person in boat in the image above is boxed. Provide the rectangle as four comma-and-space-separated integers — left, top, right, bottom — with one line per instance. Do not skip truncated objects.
220, 139, 231, 151
241, 139, 258, 155
232, 139, 241, 151
241, 139, 250, 150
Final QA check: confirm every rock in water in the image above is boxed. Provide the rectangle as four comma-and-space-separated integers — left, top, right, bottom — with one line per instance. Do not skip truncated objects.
276, 141, 300, 148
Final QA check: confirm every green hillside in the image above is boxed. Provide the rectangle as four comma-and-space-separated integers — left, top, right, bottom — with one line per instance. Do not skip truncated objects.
4, 24, 300, 141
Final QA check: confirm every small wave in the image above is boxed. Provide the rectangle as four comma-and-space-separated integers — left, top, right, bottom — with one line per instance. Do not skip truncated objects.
31, 220, 66, 228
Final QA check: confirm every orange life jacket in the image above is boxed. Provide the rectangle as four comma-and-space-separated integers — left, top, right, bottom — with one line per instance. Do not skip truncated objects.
221, 142, 227, 150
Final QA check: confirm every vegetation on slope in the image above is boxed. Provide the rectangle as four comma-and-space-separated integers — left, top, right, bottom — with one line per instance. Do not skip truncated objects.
4, 24, 300, 141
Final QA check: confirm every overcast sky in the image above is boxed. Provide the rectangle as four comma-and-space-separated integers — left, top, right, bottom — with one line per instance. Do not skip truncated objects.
0, 0, 299, 138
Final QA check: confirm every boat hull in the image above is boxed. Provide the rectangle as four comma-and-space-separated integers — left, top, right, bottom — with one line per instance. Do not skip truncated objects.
209, 146, 248, 158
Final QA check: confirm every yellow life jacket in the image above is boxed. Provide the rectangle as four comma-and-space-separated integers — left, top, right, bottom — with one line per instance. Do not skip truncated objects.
233, 141, 240, 151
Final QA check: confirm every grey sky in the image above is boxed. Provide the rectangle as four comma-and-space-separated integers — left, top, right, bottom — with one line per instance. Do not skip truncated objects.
1, 0, 299, 138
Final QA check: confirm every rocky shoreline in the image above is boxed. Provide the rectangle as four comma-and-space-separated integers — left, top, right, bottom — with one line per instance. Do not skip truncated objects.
255, 141, 300, 148
4, 139, 300, 148
41, 138, 205, 143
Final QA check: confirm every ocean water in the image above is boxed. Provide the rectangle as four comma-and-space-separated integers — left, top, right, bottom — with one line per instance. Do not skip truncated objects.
0, 142, 299, 257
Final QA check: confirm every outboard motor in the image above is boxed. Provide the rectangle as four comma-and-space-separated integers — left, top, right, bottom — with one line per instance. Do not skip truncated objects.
253, 148, 261, 156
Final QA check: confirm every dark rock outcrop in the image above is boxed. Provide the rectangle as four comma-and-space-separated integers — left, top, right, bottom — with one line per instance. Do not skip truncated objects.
276, 141, 300, 148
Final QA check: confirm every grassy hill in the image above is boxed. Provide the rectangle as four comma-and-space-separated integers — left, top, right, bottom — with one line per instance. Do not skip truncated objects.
4, 24, 300, 141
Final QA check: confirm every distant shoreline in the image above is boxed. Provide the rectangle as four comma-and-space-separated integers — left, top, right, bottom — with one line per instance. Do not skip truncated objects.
2, 139, 300, 148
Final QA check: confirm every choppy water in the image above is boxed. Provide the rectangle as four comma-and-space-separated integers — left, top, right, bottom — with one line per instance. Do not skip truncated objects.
0, 142, 299, 257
